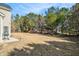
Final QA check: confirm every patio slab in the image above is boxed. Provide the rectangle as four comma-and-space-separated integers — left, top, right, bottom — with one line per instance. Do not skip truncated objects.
0, 37, 19, 43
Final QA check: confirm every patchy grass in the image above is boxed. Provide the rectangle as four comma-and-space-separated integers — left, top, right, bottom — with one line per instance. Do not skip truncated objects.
8, 41, 79, 56
0, 32, 79, 56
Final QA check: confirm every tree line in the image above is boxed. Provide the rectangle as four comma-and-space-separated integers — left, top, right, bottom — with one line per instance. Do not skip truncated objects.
11, 3, 79, 35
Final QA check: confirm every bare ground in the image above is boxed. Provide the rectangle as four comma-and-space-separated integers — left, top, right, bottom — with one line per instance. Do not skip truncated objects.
0, 33, 79, 56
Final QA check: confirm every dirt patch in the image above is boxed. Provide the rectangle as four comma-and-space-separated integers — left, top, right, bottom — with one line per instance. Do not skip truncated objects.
0, 32, 78, 56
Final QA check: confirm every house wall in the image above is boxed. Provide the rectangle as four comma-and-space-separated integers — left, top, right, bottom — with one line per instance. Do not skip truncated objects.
0, 8, 11, 39
0, 16, 1, 38
0, 15, 3, 41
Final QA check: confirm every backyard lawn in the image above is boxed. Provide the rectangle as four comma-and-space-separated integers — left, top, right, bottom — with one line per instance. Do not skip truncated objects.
0, 33, 79, 56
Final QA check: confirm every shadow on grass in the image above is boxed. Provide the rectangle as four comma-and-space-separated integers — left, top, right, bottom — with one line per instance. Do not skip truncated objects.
8, 40, 79, 56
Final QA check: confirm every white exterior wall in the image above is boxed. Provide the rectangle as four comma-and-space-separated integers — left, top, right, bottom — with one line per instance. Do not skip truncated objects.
0, 16, 2, 41
0, 8, 11, 40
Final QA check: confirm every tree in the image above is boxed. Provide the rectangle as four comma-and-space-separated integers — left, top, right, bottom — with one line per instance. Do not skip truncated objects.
36, 15, 45, 33
65, 3, 79, 35
46, 13, 57, 30
19, 16, 29, 32
57, 7, 69, 33
12, 14, 21, 32
45, 7, 69, 34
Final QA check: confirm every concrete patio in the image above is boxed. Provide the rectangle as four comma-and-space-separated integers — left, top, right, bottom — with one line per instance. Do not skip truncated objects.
0, 37, 19, 44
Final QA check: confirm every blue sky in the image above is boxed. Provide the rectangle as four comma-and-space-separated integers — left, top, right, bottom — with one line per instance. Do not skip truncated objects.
7, 3, 75, 16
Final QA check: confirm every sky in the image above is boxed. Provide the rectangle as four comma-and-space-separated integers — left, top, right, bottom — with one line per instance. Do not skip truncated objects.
7, 3, 75, 16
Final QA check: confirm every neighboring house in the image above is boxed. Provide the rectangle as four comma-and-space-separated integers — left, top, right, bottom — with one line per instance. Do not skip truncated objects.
0, 3, 11, 41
